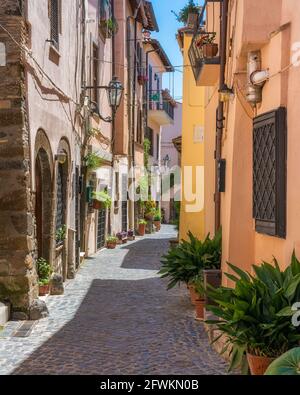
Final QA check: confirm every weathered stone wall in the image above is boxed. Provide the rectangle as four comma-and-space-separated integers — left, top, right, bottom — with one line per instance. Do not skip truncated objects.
0, 0, 38, 316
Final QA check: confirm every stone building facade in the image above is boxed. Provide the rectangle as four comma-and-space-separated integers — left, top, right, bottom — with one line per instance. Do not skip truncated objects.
0, 0, 84, 317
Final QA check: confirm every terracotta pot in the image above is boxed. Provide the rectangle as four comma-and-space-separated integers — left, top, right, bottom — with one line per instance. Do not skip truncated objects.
188, 284, 198, 305
247, 353, 275, 376
194, 298, 205, 320
202, 43, 218, 58
154, 221, 161, 231
169, 238, 179, 248
145, 213, 154, 221
138, 223, 146, 236
107, 242, 116, 249
39, 284, 50, 296
92, 199, 103, 210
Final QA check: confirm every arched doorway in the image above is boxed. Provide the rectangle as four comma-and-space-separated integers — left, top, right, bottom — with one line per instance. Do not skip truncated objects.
35, 148, 52, 262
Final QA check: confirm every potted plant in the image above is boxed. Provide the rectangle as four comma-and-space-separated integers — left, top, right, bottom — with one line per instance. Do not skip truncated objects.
116, 232, 123, 245
154, 211, 162, 231
106, 236, 118, 249
172, 0, 201, 28
121, 231, 128, 244
206, 253, 300, 375
138, 219, 147, 236
84, 152, 102, 170
56, 225, 67, 245
137, 74, 148, 85
193, 276, 205, 321
99, 17, 119, 38
197, 33, 218, 58
127, 230, 135, 241
92, 190, 112, 210
265, 348, 300, 375
37, 258, 52, 296
159, 230, 222, 291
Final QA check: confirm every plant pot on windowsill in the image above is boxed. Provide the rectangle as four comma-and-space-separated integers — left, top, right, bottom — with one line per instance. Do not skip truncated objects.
202, 43, 219, 58
247, 353, 275, 376
92, 199, 103, 210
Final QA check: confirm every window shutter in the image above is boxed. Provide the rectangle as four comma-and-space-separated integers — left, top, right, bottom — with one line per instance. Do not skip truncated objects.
50, 0, 60, 48
253, 107, 287, 238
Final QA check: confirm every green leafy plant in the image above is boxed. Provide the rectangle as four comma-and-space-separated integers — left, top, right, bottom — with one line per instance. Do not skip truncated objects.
154, 211, 162, 222
56, 225, 67, 243
139, 219, 147, 225
159, 229, 222, 290
106, 235, 118, 243
265, 348, 300, 375
37, 258, 52, 286
172, 0, 201, 24
84, 152, 102, 170
197, 33, 217, 47
93, 191, 112, 208
206, 253, 300, 374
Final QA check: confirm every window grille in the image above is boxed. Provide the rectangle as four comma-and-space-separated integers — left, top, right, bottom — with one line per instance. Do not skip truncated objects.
253, 107, 286, 238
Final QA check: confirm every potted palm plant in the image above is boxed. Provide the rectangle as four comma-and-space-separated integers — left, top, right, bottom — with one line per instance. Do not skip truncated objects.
37, 258, 52, 296
138, 219, 147, 236
106, 236, 118, 249
206, 253, 300, 375
159, 230, 222, 294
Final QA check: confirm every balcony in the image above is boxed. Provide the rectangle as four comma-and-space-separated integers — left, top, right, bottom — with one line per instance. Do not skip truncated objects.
188, 31, 220, 86
148, 90, 176, 126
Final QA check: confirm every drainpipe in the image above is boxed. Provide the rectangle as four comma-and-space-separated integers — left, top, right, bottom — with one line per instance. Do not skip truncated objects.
215, 0, 228, 233
127, 1, 144, 231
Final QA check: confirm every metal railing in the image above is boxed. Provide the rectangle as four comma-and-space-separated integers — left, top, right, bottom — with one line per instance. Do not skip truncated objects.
148, 90, 175, 120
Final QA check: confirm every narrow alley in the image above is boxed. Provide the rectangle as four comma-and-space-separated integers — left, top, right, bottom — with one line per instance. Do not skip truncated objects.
0, 226, 228, 375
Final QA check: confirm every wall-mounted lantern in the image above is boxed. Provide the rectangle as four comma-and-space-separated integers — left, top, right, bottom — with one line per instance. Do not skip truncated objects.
55, 150, 67, 164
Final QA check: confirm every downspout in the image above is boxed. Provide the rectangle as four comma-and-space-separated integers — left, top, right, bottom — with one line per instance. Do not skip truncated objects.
127, 0, 144, 230
215, 0, 228, 232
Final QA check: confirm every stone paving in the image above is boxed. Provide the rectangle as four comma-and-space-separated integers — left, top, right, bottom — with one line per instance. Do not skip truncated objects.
0, 225, 229, 375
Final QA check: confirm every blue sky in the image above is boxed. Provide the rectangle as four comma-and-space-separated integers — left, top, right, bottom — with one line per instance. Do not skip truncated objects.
150, 0, 202, 102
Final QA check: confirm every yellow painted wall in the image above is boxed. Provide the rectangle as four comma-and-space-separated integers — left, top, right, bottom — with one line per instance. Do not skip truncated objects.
179, 33, 205, 241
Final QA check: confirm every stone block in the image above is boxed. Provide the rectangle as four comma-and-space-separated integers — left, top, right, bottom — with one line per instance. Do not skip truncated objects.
0, 302, 10, 325
50, 274, 64, 296
29, 299, 49, 321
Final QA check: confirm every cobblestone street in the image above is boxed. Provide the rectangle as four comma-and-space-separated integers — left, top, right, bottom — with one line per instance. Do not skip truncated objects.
0, 226, 228, 375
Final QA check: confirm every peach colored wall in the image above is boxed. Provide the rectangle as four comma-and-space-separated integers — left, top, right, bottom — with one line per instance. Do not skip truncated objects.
203, 0, 300, 279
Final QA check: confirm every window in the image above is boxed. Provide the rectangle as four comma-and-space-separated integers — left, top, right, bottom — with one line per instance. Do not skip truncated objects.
100, 0, 111, 20
136, 107, 143, 144
50, 0, 60, 49
145, 127, 154, 157
253, 107, 287, 238
92, 44, 99, 105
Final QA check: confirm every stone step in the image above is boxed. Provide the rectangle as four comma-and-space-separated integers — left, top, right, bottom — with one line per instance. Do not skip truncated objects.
0, 302, 10, 326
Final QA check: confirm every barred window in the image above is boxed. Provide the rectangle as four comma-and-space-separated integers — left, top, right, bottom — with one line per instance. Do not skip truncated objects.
253, 107, 287, 238
50, 0, 60, 48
